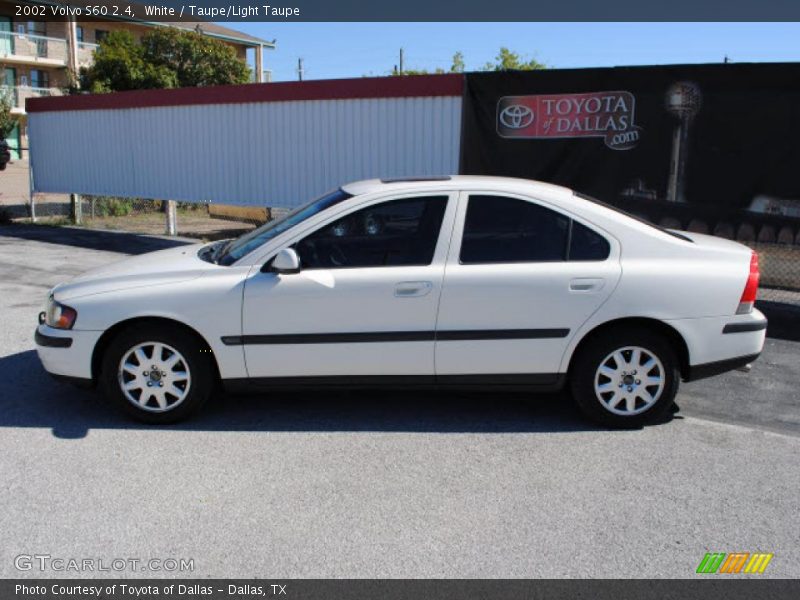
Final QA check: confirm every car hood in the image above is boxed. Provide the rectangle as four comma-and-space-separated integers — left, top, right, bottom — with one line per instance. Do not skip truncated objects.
53, 243, 212, 301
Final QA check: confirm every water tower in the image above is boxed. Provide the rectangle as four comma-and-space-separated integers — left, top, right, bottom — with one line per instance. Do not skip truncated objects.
665, 82, 702, 203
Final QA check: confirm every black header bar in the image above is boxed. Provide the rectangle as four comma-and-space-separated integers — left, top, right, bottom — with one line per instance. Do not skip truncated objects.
9, 0, 800, 22
3, 579, 800, 600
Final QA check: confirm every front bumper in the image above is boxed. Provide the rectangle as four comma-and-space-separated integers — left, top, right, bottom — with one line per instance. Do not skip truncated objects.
35, 329, 73, 348
34, 323, 102, 383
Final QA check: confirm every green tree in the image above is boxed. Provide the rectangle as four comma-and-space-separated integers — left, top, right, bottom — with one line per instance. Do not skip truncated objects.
0, 87, 20, 138
450, 51, 466, 73
482, 47, 546, 71
387, 48, 544, 77
394, 67, 438, 76
390, 52, 467, 76
80, 28, 250, 92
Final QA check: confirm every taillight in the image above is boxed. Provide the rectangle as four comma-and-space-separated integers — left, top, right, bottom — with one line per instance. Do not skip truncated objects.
736, 252, 759, 314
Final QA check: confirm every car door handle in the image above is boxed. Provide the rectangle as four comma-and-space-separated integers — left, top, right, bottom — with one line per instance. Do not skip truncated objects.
395, 281, 433, 297
569, 278, 605, 292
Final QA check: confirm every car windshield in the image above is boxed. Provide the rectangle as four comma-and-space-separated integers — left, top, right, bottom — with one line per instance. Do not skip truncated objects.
216, 189, 353, 265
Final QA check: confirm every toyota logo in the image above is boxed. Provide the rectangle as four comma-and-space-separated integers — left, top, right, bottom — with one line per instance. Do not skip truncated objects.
499, 104, 534, 129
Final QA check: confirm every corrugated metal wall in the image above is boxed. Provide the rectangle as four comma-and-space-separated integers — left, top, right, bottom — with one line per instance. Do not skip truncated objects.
28, 96, 462, 207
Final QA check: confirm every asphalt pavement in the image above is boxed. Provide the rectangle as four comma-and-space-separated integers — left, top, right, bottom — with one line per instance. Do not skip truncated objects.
0, 224, 798, 578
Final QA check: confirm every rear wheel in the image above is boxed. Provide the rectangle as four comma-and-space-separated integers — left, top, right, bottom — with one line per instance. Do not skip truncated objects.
100, 324, 213, 423
570, 328, 680, 427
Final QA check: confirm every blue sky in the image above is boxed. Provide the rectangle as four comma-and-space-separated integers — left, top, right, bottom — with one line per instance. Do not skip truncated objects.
226, 22, 800, 82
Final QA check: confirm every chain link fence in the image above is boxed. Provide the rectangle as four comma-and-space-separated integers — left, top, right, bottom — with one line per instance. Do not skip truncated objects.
1, 194, 266, 240
745, 243, 800, 306
0, 161, 268, 238
69, 196, 266, 240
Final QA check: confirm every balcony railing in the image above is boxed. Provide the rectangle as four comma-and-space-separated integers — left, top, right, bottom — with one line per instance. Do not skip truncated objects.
77, 41, 100, 67
2, 85, 62, 111
251, 70, 273, 83
0, 30, 69, 64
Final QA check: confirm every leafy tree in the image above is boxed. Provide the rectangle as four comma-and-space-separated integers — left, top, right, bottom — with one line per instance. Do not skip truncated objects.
482, 47, 546, 71
395, 67, 438, 76
391, 52, 467, 76
80, 28, 250, 92
450, 51, 466, 73
140, 27, 250, 87
388, 48, 544, 77
0, 87, 20, 138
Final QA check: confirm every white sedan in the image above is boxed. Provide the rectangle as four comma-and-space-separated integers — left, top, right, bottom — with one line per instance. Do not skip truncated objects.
35, 176, 766, 426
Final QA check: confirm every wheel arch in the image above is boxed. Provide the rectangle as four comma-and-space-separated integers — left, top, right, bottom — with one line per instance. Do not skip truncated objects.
566, 317, 691, 380
91, 317, 221, 383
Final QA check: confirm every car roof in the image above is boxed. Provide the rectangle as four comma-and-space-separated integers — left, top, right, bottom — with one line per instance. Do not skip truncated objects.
340, 175, 574, 198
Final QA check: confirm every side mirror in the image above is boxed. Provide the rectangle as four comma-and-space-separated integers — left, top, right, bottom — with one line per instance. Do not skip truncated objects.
263, 247, 301, 274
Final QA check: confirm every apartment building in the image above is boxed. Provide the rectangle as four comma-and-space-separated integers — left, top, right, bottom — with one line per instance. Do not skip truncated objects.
1, 0, 275, 159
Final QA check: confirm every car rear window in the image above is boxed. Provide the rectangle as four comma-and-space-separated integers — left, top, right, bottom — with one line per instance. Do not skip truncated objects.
569, 220, 611, 261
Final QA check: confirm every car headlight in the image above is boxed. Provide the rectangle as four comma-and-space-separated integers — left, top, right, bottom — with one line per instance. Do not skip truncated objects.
45, 294, 77, 330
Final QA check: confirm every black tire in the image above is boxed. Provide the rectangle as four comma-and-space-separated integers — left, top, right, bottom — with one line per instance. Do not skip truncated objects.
100, 324, 214, 424
569, 327, 680, 428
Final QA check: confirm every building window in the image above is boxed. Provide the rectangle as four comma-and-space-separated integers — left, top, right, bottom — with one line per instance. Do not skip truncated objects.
26, 21, 46, 36
26, 21, 47, 57
29, 69, 49, 89
76, 25, 84, 43
94, 29, 109, 43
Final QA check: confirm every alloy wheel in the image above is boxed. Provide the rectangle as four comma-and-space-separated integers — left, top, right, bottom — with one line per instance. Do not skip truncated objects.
593, 346, 665, 416
117, 342, 192, 413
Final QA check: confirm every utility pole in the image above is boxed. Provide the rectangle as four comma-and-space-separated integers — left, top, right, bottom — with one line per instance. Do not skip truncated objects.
70, 193, 82, 225
165, 200, 177, 236
297, 58, 304, 81
399, 48, 404, 75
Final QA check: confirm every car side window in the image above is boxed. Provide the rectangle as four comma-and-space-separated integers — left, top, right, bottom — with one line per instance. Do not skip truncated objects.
295, 196, 448, 269
568, 220, 610, 261
460, 195, 570, 264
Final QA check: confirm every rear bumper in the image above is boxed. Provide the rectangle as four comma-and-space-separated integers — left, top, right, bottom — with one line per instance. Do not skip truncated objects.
685, 352, 761, 382
722, 318, 767, 334
666, 309, 767, 381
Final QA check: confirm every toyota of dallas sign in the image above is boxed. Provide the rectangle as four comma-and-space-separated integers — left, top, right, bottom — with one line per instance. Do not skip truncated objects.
497, 91, 642, 150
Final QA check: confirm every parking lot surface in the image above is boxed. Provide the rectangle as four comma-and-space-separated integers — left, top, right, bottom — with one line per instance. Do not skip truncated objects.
1, 225, 798, 578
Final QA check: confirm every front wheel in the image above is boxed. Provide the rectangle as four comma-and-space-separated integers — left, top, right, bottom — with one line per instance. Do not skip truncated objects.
570, 329, 680, 427
100, 324, 213, 423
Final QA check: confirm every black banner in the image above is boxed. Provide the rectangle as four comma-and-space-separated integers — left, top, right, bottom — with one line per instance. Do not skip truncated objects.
3, 580, 800, 600
460, 63, 800, 240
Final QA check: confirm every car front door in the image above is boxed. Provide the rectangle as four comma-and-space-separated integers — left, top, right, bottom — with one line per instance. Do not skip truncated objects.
435, 192, 621, 383
239, 193, 457, 380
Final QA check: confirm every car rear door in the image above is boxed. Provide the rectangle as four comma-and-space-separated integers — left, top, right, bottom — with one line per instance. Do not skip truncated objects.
435, 191, 621, 382
239, 192, 458, 380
